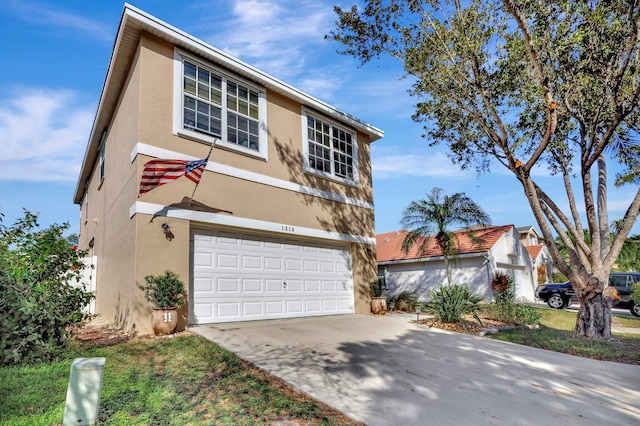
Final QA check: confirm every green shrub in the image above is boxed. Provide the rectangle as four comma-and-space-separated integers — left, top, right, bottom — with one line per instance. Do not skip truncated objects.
140, 271, 187, 308
0, 210, 93, 365
632, 282, 640, 305
552, 272, 568, 282
421, 284, 484, 324
369, 279, 385, 297
388, 291, 418, 312
483, 303, 540, 325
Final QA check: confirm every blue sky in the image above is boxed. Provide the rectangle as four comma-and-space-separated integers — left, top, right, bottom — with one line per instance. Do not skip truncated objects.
0, 0, 637, 237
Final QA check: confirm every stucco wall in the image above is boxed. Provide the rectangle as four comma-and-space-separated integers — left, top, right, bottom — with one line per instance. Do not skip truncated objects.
79, 43, 142, 331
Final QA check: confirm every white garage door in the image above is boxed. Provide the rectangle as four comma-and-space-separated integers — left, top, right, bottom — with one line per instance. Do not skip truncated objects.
191, 228, 354, 324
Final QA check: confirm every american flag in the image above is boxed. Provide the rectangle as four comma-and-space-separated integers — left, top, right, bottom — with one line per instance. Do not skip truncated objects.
139, 156, 208, 196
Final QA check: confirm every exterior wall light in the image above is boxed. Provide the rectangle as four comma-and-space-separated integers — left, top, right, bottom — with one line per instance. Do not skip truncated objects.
161, 223, 174, 241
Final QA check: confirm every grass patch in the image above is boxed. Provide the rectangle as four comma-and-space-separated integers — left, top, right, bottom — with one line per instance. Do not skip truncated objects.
488, 308, 640, 365
0, 334, 360, 426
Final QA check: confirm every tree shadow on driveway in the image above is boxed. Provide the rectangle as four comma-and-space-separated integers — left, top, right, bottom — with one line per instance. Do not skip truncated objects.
194, 315, 640, 426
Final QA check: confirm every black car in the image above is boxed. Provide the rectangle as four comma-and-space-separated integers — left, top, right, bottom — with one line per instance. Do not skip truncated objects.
535, 281, 576, 309
535, 272, 640, 317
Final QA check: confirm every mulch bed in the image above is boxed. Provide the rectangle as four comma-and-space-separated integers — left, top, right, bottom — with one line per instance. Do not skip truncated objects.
71, 316, 134, 347
414, 317, 515, 336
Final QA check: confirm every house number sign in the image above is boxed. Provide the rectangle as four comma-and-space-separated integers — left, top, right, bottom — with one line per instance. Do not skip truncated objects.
281, 225, 295, 233
163, 312, 173, 323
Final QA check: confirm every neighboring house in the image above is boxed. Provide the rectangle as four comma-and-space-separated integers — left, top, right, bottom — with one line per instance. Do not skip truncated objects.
377, 225, 537, 302
517, 225, 544, 246
525, 244, 553, 284
73, 5, 383, 334
518, 225, 553, 284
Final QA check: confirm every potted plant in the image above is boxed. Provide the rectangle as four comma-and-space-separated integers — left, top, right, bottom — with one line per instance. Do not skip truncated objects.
370, 279, 387, 314
139, 270, 187, 335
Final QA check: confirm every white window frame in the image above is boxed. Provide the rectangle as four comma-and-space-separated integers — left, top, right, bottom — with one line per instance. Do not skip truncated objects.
301, 108, 359, 186
173, 50, 268, 160
98, 131, 106, 182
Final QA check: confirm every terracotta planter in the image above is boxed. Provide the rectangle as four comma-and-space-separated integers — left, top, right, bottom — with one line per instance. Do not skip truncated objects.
371, 297, 387, 314
151, 307, 178, 335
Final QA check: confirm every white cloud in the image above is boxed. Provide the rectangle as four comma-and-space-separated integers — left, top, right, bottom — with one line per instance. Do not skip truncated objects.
6, 0, 113, 41
201, 0, 335, 80
0, 89, 93, 182
372, 149, 472, 179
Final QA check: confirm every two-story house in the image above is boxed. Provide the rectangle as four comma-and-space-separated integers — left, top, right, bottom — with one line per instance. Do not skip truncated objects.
73, 4, 383, 334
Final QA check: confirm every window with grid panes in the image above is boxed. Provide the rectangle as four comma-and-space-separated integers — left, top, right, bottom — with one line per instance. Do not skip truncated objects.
182, 59, 261, 152
306, 114, 355, 181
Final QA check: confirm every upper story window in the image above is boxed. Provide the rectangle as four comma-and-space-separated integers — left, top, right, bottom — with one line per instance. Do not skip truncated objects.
174, 52, 268, 159
303, 109, 359, 185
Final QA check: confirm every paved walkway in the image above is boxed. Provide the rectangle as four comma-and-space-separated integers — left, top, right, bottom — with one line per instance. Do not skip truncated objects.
193, 314, 640, 426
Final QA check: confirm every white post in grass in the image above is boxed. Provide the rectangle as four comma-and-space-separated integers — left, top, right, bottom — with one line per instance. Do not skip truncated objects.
62, 357, 106, 426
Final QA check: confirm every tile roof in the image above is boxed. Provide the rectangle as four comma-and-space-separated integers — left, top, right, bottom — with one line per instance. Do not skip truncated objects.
376, 225, 515, 263
525, 244, 544, 260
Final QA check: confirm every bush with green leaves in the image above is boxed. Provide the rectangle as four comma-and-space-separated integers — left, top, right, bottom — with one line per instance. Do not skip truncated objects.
0, 210, 93, 365
369, 279, 385, 297
483, 302, 540, 325
421, 284, 483, 324
388, 291, 418, 312
140, 270, 187, 308
632, 283, 640, 306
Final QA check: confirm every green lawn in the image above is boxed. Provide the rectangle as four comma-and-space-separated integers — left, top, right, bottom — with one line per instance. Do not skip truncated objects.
0, 334, 360, 426
488, 308, 640, 364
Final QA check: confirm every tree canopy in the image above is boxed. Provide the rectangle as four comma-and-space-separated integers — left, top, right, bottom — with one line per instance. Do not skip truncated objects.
401, 187, 491, 285
330, 0, 640, 338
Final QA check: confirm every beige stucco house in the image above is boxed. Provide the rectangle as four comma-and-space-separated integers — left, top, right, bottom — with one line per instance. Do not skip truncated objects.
73, 5, 383, 335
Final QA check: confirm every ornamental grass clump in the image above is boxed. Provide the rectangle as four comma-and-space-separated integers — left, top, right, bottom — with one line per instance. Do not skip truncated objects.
422, 284, 483, 325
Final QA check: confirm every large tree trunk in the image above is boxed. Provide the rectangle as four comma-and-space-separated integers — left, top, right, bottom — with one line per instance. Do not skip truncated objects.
572, 277, 614, 339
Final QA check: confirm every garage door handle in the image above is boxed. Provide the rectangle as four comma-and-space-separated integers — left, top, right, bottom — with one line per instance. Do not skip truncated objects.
283, 281, 287, 288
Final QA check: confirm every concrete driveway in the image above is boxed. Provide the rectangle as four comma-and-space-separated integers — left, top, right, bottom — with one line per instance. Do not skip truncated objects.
192, 314, 640, 425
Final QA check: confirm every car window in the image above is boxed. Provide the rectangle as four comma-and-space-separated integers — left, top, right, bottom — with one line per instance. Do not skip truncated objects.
610, 275, 628, 288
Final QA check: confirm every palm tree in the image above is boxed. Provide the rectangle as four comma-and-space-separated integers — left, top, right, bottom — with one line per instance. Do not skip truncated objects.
401, 187, 491, 286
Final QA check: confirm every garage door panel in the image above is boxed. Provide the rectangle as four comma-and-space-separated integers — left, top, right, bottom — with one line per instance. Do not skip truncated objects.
242, 255, 262, 269
322, 280, 337, 292
243, 302, 263, 317
286, 300, 304, 313
265, 257, 283, 271
303, 260, 319, 272
242, 279, 262, 292
219, 253, 240, 268
192, 228, 354, 324
285, 258, 301, 271
266, 300, 284, 314
218, 303, 240, 318
215, 278, 240, 295
266, 279, 284, 293
305, 300, 321, 312
338, 299, 351, 310
305, 280, 320, 292
286, 280, 302, 292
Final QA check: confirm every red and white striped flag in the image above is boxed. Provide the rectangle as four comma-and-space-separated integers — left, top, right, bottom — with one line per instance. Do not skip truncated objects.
139, 156, 208, 196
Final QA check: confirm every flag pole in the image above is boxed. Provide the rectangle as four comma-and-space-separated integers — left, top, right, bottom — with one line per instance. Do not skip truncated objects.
189, 142, 214, 206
